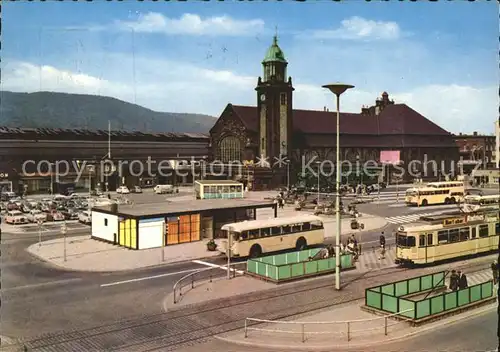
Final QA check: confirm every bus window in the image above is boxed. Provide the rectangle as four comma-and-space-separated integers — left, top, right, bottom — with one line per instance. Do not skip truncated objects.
270, 226, 282, 235
282, 225, 292, 234
449, 229, 459, 243
291, 224, 302, 232
302, 222, 311, 231
496, 222, 500, 235
249, 229, 259, 239
438, 230, 449, 243
479, 224, 489, 238
459, 228, 470, 241
261, 228, 271, 237
419, 235, 426, 247
427, 233, 433, 246
241, 231, 248, 240
407, 236, 416, 247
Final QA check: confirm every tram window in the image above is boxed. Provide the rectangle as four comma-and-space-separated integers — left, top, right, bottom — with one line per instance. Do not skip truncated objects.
407, 236, 416, 247
449, 229, 459, 243
459, 228, 470, 241
496, 222, 500, 235
427, 233, 433, 246
479, 224, 489, 238
419, 235, 425, 247
438, 230, 449, 243
472, 228, 477, 238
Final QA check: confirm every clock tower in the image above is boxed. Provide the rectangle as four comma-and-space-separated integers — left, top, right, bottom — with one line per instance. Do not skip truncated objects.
256, 35, 294, 164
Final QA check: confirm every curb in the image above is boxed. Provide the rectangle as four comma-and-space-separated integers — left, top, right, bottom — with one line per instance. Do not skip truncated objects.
25, 246, 224, 274
214, 303, 496, 351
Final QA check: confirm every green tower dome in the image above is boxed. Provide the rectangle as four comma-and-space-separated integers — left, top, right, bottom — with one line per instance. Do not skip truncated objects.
262, 35, 287, 64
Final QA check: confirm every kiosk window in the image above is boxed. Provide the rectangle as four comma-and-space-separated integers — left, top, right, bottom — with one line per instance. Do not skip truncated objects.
479, 225, 489, 238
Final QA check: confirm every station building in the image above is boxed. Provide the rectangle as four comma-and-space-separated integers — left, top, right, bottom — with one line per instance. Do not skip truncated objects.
90, 199, 277, 249
209, 36, 460, 189
0, 127, 209, 194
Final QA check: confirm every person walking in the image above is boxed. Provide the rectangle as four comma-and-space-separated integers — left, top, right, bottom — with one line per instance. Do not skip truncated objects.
449, 270, 459, 291
458, 271, 468, 290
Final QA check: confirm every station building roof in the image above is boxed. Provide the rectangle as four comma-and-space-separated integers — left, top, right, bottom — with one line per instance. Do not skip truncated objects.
92, 198, 276, 218
0, 126, 209, 142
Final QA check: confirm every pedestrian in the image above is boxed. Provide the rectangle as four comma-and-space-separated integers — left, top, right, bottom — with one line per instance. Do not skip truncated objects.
380, 232, 386, 247
492, 260, 498, 285
458, 271, 468, 290
449, 270, 459, 291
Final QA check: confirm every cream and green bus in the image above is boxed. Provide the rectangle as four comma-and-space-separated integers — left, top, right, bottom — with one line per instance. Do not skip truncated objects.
405, 181, 465, 206
395, 210, 499, 266
217, 215, 325, 258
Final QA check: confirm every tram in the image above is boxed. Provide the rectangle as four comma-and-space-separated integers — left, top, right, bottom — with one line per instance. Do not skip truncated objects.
395, 210, 499, 266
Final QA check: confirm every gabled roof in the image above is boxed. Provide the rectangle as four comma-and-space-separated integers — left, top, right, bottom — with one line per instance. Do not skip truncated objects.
229, 103, 451, 136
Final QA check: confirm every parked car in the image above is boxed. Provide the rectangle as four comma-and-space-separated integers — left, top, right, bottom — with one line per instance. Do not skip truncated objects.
27, 209, 48, 223
131, 186, 142, 193
116, 186, 130, 194
0, 191, 16, 201
6, 202, 19, 211
47, 210, 65, 222
78, 211, 91, 225
5, 210, 28, 224
62, 208, 79, 220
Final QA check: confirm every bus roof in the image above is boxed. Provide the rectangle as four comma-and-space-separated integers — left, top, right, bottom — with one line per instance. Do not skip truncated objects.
464, 194, 500, 200
426, 181, 464, 186
221, 215, 323, 232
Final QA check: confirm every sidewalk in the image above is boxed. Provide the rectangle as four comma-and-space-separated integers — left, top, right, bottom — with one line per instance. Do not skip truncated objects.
26, 235, 221, 272
215, 299, 496, 351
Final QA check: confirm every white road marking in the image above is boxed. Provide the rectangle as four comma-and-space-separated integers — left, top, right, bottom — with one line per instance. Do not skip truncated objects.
100, 268, 201, 287
192, 259, 245, 275
2, 278, 83, 292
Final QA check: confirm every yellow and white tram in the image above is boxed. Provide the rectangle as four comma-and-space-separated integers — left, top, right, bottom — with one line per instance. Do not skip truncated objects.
395, 210, 499, 265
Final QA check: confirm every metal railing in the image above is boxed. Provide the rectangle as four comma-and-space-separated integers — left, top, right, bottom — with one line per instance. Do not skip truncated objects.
172, 261, 246, 304
244, 309, 413, 343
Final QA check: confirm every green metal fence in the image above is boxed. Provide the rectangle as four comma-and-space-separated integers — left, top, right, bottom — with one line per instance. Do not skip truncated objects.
247, 249, 354, 282
365, 271, 494, 320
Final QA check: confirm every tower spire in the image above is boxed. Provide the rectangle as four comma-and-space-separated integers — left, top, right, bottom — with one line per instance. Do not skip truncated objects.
274, 25, 278, 43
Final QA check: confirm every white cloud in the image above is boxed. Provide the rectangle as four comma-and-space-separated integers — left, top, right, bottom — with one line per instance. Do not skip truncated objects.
115, 12, 265, 36
308, 16, 401, 40
2, 59, 496, 134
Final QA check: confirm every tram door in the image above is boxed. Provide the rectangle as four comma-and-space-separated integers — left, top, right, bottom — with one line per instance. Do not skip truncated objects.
424, 233, 435, 263
471, 226, 479, 254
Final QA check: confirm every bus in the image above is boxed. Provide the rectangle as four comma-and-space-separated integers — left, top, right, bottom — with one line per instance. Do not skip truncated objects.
405, 181, 465, 206
217, 215, 325, 258
395, 210, 499, 266
460, 194, 500, 213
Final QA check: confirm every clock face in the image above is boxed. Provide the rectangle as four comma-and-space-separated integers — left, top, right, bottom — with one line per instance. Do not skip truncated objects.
260, 94, 266, 102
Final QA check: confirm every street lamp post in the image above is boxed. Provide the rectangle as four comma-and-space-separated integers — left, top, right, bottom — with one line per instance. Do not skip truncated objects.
322, 83, 354, 291
286, 161, 290, 192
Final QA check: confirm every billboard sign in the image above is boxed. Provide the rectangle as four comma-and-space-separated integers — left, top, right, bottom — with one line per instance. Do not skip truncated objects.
380, 150, 401, 165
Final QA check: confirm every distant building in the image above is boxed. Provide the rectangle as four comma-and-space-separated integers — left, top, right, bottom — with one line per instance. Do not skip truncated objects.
0, 127, 209, 194
209, 36, 459, 190
453, 131, 497, 173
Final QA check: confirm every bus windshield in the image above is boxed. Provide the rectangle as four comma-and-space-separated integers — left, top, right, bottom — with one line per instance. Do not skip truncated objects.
396, 232, 415, 247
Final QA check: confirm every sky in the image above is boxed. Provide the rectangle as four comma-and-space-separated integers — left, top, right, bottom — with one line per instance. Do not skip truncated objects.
2, 1, 498, 134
